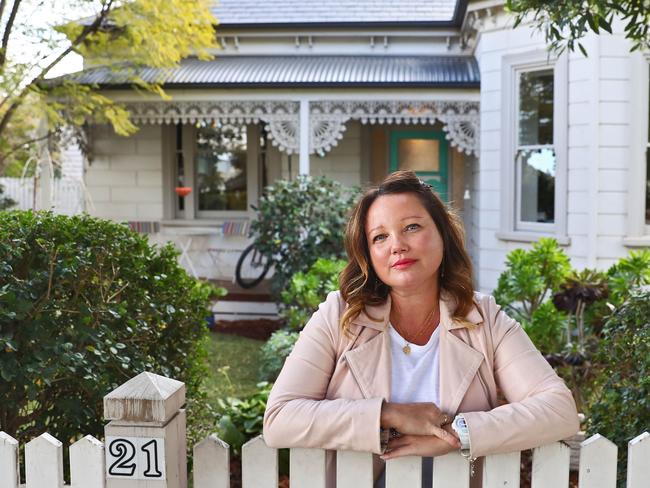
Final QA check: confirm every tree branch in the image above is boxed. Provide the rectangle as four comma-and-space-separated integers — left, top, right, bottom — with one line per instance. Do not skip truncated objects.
0, 0, 22, 68
0, 0, 115, 140
0, 130, 54, 167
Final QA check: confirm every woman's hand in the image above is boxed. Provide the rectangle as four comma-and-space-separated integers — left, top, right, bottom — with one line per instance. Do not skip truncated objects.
380, 402, 459, 447
380, 424, 460, 460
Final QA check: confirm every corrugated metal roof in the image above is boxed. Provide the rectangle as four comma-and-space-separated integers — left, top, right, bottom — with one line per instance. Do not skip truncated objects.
212, 0, 461, 26
63, 56, 480, 88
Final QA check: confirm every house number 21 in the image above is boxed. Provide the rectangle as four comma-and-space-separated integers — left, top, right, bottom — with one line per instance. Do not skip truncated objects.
106, 436, 166, 480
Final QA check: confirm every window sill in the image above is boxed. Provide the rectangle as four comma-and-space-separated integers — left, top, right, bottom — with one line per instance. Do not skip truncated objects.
496, 231, 571, 246
160, 218, 249, 228
623, 236, 650, 248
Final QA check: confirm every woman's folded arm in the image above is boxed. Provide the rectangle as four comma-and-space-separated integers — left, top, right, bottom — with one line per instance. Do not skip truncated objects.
462, 296, 580, 457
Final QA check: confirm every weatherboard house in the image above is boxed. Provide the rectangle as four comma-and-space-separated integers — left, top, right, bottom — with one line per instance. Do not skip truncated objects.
66, 0, 650, 292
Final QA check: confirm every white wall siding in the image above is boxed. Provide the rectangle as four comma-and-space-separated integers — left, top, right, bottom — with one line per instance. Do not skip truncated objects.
86, 124, 164, 221
310, 121, 362, 188
474, 11, 642, 293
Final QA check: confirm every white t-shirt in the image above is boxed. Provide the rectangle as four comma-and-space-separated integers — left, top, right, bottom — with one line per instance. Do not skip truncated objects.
388, 323, 441, 405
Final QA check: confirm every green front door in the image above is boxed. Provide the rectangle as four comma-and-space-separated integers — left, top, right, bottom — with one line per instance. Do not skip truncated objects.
389, 130, 449, 201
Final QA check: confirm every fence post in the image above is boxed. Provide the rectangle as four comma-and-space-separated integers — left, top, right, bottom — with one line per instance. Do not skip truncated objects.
103, 372, 187, 488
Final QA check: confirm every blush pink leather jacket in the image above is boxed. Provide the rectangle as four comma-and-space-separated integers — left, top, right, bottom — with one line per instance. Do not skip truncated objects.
263, 290, 579, 485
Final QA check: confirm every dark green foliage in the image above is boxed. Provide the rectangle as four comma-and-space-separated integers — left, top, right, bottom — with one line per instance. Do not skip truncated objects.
279, 257, 347, 331
586, 289, 650, 487
505, 0, 650, 54
493, 237, 572, 350
0, 210, 217, 449
0, 184, 15, 210
215, 382, 272, 455
258, 330, 299, 383
250, 175, 358, 296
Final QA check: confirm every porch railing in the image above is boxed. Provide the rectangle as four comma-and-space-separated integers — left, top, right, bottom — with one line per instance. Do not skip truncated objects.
0, 372, 647, 488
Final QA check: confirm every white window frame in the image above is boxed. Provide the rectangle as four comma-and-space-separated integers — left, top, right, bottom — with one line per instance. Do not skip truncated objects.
161, 123, 259, 223
497, 50, 569, 245
624, 50, 650, 247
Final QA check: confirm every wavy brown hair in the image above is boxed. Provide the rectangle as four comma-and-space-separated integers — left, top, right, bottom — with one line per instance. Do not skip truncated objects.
339, 170, 476, 333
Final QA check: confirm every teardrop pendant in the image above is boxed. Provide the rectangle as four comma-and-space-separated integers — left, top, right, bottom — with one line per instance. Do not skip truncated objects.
402, 344, 411, 355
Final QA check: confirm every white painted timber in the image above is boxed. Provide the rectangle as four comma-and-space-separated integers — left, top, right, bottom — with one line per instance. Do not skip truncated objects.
432, 451, 470, 488
627, 432, 650, 488
336, 450, 374, 488
70, 435, 105, 488
483, 451, 521, 488
24, 433, 64, 488
290, 448, 327, 488
193, 434, 230, 488
0, 432, 19, 488
578, 434, 618, 488
385, 456, 421, 488
531, 442, 570, 488
103, 372, 185, 423
241, 436, 277, 488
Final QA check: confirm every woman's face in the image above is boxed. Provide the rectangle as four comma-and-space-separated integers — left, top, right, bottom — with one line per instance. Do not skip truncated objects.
365, 193, 444, 293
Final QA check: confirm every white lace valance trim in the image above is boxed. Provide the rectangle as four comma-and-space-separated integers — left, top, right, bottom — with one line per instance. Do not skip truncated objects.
126, 99, 479, 157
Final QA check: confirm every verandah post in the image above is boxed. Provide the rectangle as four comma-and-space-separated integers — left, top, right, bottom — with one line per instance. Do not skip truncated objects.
103, 372, 187, 488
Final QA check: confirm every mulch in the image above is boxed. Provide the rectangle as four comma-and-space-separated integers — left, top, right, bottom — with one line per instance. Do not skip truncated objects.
212, 318, 284, 341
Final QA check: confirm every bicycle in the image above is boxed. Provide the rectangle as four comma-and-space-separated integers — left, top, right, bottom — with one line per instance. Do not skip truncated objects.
234, 242, 272, 289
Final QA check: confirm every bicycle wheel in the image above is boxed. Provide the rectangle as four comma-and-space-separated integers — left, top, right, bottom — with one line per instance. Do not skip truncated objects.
235, 243, 271, 289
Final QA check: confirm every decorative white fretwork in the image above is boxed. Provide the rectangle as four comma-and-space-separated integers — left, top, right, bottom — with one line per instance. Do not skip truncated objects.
309, 100, 480, 156
126, 100, 300, 154
125, 99, 479, 156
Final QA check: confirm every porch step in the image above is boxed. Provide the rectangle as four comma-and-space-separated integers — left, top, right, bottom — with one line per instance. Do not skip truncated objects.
211, 300, 279, 321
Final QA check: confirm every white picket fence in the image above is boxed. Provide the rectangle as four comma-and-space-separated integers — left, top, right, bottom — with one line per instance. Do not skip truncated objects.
0, 372, 648, 488
0, 177, 85, 215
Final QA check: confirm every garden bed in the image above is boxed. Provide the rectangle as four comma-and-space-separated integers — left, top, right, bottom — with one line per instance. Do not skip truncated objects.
213, 318, 284, 341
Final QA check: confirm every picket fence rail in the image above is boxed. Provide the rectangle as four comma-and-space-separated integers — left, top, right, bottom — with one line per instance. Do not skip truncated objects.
0, 372, 647, 488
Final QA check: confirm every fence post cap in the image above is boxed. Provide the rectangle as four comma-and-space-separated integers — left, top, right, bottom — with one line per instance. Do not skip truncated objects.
103, 372, 185, 423
0, 432, 18, 445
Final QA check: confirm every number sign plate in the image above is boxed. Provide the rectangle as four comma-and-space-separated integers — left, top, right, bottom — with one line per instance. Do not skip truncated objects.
106, 436, 166, 480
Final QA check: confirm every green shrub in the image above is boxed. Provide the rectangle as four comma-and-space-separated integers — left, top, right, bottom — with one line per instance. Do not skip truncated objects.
0, 210, 221, 450
606, 249, 650, 306
250, 175, 358, 296
586, 289, 650, 487
279, 257, 347, 331
0, 183, 15, 210
258, 330, 299, 382
215, 382, 272, 455
493, 238, 572, 349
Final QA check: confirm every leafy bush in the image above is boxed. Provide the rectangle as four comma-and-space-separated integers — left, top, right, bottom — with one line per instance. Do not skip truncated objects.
258, 330, 300, 382
606, 249, 650, 306
215, 382, 272, 455
0, 183, 15, 210
586, 289, 650, 487
0, 210, 222, 449
279, 257, 347, 330
493, 238, 571, 349
250, 175, 358, 296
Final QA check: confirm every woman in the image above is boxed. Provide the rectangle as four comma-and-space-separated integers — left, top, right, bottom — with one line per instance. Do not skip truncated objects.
263, 170, 579, 487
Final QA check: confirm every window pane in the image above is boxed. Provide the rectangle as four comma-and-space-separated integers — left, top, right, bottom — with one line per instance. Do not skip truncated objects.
518, 148, 555, 223
196, 123, 247, 211
175, 124, 184, 212
398, 139, 440, 172
519, 69, 554, 146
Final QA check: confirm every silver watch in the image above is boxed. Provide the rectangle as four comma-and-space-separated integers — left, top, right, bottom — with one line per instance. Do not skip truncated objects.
451, 414, 471, 456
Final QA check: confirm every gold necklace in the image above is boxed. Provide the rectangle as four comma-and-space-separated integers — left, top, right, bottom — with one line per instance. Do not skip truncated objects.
391, 306, 440, 355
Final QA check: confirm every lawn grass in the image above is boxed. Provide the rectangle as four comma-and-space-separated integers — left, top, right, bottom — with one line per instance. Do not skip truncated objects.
201, 331, 265, 407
